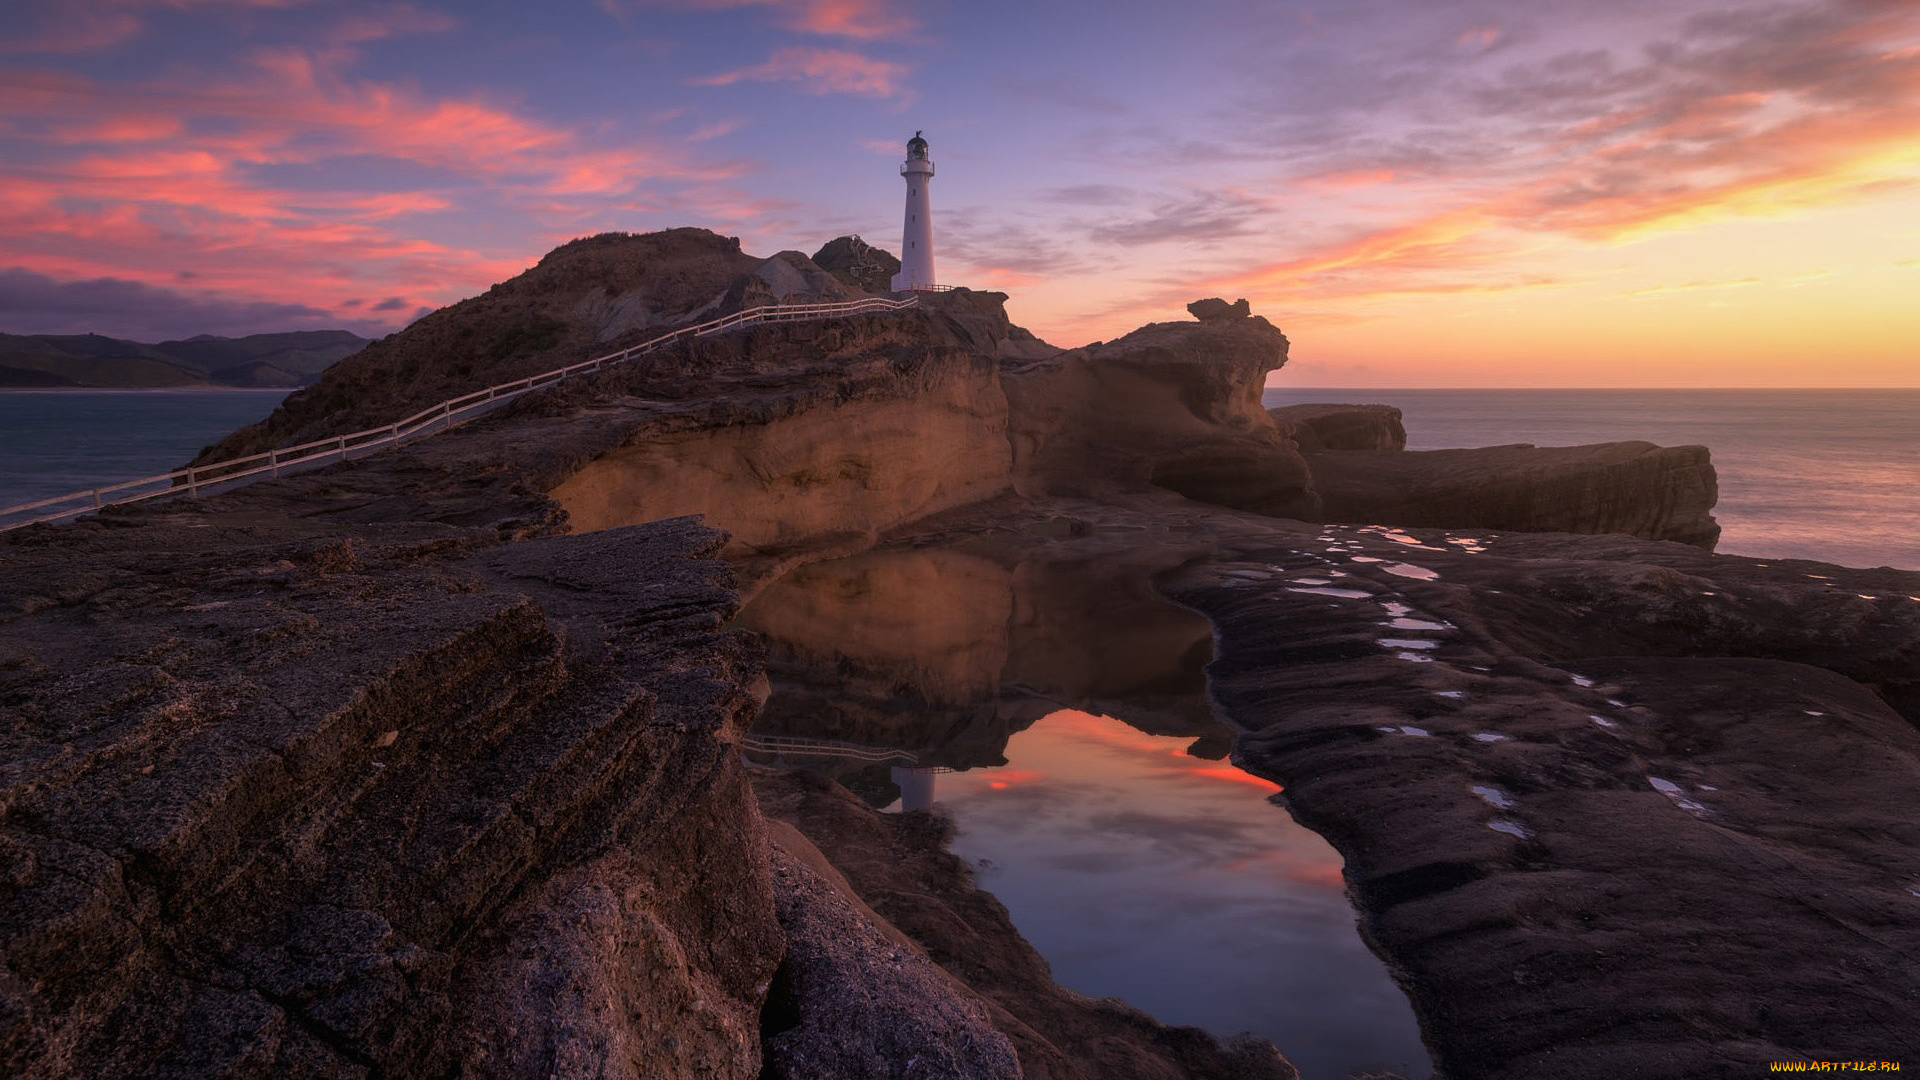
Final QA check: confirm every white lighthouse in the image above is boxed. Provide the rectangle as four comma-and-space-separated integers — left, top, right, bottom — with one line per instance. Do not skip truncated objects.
891, 130, 935, 292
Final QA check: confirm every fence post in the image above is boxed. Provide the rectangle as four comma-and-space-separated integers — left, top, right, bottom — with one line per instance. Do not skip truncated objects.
187, 466, 199, 496
337, 434, 347, 462
270, 448, 279, 477
92, 488, 102, 508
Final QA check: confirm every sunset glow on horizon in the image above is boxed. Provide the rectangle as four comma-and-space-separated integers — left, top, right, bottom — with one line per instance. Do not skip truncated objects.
2, 0, 1915, 387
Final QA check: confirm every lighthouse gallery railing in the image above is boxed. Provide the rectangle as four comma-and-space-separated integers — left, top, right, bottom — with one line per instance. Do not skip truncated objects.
1, 294, 920, 532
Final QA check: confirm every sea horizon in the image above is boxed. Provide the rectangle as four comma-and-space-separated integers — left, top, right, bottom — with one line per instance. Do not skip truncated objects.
6, 386, 1914, 572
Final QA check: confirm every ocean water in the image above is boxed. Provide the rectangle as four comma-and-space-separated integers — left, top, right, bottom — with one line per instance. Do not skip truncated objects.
0, 389, 288, 512
8, 389, 1915, 571
1265, 388, 1920, 571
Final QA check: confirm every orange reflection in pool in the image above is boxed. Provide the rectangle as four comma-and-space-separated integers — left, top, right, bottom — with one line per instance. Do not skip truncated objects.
930, 709, 1430, 1080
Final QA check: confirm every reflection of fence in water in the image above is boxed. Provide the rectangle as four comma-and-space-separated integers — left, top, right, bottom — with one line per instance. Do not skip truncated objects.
738, 735, 954, 810
739, 733, 920, 765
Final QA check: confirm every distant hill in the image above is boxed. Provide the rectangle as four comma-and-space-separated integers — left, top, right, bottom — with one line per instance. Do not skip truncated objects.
0, 330, 371, 388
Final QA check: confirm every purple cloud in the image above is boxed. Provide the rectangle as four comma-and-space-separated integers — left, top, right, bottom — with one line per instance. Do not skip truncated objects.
0, 268, 397, 340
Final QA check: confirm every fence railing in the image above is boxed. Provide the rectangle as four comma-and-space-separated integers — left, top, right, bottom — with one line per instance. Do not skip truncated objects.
1, 293, 919, 531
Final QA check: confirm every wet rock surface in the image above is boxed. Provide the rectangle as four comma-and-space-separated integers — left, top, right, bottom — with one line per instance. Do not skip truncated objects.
1143, 515, 1920, 1079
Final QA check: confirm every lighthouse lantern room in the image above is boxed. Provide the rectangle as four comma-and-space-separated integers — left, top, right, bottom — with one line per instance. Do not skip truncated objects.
891, 131, 936, 292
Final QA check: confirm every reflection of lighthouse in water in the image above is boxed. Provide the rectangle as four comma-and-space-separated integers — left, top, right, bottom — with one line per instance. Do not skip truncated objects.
891, 130, 935, 292
892, 765, 939, 811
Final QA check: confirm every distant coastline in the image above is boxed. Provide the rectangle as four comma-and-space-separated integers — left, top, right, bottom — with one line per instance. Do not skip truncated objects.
0, 328, 367, 389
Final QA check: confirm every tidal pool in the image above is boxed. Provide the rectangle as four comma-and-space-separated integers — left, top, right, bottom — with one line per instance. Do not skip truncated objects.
738, 546, 1434, 1080
922, 710, 1433, 1080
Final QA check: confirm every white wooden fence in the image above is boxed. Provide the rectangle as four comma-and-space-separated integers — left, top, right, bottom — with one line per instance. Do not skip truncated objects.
1, 294, 919, 531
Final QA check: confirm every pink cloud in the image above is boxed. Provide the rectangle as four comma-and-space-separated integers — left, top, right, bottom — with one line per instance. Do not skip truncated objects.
641, 0, 916, 41
0, 44, 744, 334
692, 45, 909, 98
1455, 25, 1500, 49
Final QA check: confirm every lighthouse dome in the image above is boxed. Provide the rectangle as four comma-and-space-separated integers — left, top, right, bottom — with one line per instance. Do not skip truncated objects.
906, 130, 928, 159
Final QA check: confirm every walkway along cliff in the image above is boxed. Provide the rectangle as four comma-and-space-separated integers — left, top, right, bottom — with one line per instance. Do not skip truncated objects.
3, 229, 1917, 1079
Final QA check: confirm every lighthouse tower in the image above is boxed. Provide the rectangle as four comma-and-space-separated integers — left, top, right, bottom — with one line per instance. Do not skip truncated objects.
891, 131, 935, 292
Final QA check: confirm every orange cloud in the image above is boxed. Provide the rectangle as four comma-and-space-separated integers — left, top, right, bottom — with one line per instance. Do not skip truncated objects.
692, 46, 909, 98
981, 769, 1046, 791
1101, 3, 1920, 330
1191, 60, 1920, 311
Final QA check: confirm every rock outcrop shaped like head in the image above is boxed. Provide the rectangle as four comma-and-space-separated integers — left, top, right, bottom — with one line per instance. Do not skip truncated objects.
1187, 297, 1252, 322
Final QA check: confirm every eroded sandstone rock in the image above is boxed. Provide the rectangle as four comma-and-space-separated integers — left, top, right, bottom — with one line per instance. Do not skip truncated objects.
1305, 440, 1721, 547
1268, 402, 1407, 451
759, 820, 1022, 1080
1186, 297, 1251, 322
1003, 305, 1317, 520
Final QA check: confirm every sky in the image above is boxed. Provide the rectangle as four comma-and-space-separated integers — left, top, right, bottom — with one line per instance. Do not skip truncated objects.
1, 0, 1916, 386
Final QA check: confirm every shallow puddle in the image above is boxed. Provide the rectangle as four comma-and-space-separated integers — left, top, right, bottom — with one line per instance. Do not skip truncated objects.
1287, 586, 1376, 599
737, 547, 1434, 1080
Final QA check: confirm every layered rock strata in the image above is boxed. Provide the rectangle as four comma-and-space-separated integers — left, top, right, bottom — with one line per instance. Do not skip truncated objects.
758, 816, 1022, 1080
6, 227, 1843, 1078
1003, 313, 1317, 520
1304, 441, 1721, 548
1268, 402, 1407, 452
1150, 515, 1920, 1079
0, 514, 781, 1079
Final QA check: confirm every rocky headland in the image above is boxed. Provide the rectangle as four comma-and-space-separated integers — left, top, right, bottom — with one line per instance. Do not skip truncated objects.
4, 229, 1918, 1079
